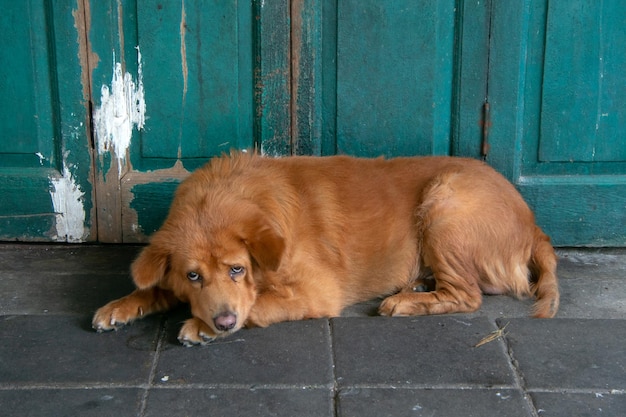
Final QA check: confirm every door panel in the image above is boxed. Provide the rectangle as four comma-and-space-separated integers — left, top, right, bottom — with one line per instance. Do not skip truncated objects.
318, 0, 458, 157
483, 0, 626, 246
135, 0, 253, 163
539, 0, 626, 163
0, 0, 94, 242
0, 3, 55, 163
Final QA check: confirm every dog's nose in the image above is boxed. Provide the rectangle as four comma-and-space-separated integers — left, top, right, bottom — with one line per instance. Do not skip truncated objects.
213, 311, 237, 331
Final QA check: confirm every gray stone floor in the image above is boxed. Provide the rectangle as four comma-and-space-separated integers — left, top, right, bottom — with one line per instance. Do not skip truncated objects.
0, 245, 624, 416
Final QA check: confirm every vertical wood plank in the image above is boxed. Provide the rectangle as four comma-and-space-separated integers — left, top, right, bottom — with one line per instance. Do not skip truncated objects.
291, 0, 323, 155
254, 0, 292, 156
88, 0, 129, 242
451, 0, 491, 159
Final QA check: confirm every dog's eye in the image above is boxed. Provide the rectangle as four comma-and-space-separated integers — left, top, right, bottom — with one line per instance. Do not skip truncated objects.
187, 271, 202, 282
229, 266, 245, 280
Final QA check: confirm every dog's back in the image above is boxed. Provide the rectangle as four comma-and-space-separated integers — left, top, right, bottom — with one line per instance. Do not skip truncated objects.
191, 154, 558, 317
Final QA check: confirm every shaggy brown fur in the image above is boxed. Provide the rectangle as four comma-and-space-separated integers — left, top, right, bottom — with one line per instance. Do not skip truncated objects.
93, 153, 559, 346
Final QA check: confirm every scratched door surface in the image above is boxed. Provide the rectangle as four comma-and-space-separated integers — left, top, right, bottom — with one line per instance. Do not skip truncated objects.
0, 1, 94, 242
474, 1, 626, 246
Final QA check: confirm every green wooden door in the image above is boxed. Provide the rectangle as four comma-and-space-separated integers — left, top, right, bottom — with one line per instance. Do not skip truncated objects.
0, 0, 94, 242
1, 0, 624, 246
477, 0, 626, 246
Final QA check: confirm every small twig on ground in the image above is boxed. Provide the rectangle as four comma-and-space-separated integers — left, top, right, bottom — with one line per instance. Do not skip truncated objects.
474, 322, 509, 348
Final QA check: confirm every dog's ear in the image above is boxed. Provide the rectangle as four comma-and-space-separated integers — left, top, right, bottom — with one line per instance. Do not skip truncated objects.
241, 217, 285, 272
131, 241, 170, 289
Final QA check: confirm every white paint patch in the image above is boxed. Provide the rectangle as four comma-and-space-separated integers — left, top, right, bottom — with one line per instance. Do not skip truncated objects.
50, 164, 86, 243
93, 47, 146, 175
35, 152, 45, 165
259, 143, 282, 158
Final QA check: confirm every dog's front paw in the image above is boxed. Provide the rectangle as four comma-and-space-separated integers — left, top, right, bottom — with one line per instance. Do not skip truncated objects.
177, 318, 218, 347
92, 299, 145, 332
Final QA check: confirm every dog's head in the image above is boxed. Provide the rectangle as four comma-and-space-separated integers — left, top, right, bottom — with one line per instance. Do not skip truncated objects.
131, 195, 285, 337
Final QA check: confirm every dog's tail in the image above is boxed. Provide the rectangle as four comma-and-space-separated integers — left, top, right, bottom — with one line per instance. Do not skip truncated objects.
529, 227, 560, 318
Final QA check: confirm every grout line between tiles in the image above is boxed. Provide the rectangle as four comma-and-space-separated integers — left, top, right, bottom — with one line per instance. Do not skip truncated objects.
526, 387, 626, 395
498, 318, 540, 417
331, 383, 520, 391
0, 383, 150, 390
5, 383, 620, 394
149, 383, 335, 390
328, 318, 340, 417
137, 315, 168, 417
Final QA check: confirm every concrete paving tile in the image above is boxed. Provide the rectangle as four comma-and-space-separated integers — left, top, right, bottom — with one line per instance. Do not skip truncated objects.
144, 388, 333, 417
502, 319, 626, 391
552, 249, 626, 319
0, 271, 135, 315
0, 315, 160, 385
0, 388, 142, 417
331, 316, 515, 388
0, 244, 142, 274
155, 317, 333, 387
556, 275, 626, 319
530, 392, 626, 417
337, 388, 532, 417
557, 249, 626, 281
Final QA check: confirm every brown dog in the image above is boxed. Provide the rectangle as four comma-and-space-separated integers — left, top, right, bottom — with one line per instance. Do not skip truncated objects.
93, 153, 559, 346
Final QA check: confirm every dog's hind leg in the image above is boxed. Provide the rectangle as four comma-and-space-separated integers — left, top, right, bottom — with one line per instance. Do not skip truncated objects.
379, 213, 483, 316
379, 172, 485, 316
378, 263, 483, 316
